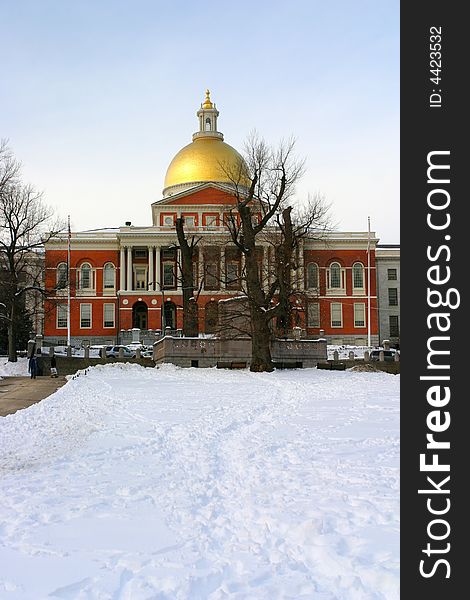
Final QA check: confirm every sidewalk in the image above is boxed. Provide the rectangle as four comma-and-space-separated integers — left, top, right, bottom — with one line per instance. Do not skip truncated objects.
0, 376, 68, 417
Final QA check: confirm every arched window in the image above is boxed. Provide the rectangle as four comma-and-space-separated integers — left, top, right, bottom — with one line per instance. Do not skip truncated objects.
57, 262, 68, 288
330, 262, 341, 288
79, 263, 92, 290
205, 117, 211, 131
103, 263, 115, 289
306, 263, 319, 289
352, 262, 364, 289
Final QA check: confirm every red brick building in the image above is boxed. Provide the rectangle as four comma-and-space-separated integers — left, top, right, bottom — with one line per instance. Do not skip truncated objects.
44, 92, 379, 347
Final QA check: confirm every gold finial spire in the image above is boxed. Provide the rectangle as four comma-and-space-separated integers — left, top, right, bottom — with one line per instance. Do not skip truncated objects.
202, 89, 213, 109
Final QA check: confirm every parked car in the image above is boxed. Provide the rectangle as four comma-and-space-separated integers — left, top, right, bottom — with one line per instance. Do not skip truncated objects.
107, 345, 136, 358
141, 349, 153, 358
370, 348, 399, 362
88, 345, 114, 357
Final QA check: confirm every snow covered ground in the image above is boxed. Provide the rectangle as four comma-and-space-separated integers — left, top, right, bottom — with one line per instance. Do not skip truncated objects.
0, 364, 399, 599
0, 357, 29, 378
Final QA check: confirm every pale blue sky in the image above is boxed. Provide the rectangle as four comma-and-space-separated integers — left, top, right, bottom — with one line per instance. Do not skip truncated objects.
2, 0, 399, 242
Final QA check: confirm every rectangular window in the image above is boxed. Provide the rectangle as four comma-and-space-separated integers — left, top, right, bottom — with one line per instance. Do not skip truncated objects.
330, 303, 343, 328
204, 214, 218, 226
388, 288, 398, 306
226, 261, 240, 289
307, 303, 320, 328
57, 305, 67, 328
134, 267, 147, 290
133, 249, 147, 259
57, 265, 68, 288
81, 270, 91, 289
103, 266, 115, 289
163, 262, 175, 287
80, 303, 92, 328
161, 214, 176, 227
388, 268, 397, 280
354, 303, 366, 327
389, 315, 400, 337
205, 262, 219, 290
103, 303, 115, 328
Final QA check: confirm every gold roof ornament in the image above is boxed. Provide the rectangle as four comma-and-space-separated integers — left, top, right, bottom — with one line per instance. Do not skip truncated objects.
202, 89, 213, 109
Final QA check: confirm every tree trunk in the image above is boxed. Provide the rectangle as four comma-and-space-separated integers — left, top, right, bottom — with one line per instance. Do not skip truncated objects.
176, 218, 199, 337
8, 303, 17, 362
250, 307, 273, 372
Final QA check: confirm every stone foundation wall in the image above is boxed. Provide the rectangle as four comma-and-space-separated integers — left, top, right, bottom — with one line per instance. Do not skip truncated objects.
36, 337, 328, 374
153, 336, 327, 368
36, 356, 156, 377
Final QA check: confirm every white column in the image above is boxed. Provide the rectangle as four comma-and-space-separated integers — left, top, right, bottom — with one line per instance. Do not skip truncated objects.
127, 246, 132, 291
148, 246, 154, 291
262, 245, 268, 291
298, 241, 304, 291
268, 246, 274, 287
291, 246, 298, 291
176, 248, 182, 290
198, 248, 204, 290
120, 247, 125, 291
155, 246, 161, 290
220, 247, 226, 290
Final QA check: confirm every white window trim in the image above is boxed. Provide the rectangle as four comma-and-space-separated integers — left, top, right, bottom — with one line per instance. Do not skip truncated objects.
353, 302, 366, 328
162, 261, 176, 288
307, 302, 320, 328
133, 265, 148, 290
56, 304, 68, 329
330, 302, 343, 328
306, 262, 319, 291
388, 287, 399, 306
352, 263, 365, 295
183, 215, 196, 228
77, 263, 96, 296
326, 263, 346, 295
80, 303, 92, 329
103, 303, 115, 328
103, 263, 116, 292
56, 262, 68, 287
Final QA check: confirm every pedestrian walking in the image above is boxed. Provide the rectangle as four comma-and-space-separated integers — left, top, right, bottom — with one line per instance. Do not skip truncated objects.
50, 355, 58, 378
28, 356, 38, 379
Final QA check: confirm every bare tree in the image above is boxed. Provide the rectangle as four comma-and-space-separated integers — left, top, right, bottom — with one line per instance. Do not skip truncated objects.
175, 217, 202, 337
221, 134, 331, 371
0, 141, 64, 361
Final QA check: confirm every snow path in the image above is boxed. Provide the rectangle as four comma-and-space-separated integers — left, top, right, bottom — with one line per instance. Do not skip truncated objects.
0, 364, 399, 599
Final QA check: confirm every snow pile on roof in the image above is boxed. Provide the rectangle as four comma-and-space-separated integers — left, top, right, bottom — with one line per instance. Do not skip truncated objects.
0, 363, 399, 598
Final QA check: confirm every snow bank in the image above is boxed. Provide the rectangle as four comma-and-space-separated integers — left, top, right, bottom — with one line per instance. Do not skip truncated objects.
0, 357, 29, 378
0, 363, 399, 599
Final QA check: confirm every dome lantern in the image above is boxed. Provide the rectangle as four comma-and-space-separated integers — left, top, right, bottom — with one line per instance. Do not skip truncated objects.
194, 89, 223, 141
162, 90, 250, 197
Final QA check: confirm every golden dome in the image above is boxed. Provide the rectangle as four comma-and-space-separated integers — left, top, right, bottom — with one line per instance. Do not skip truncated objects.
163, 137, 250, 193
